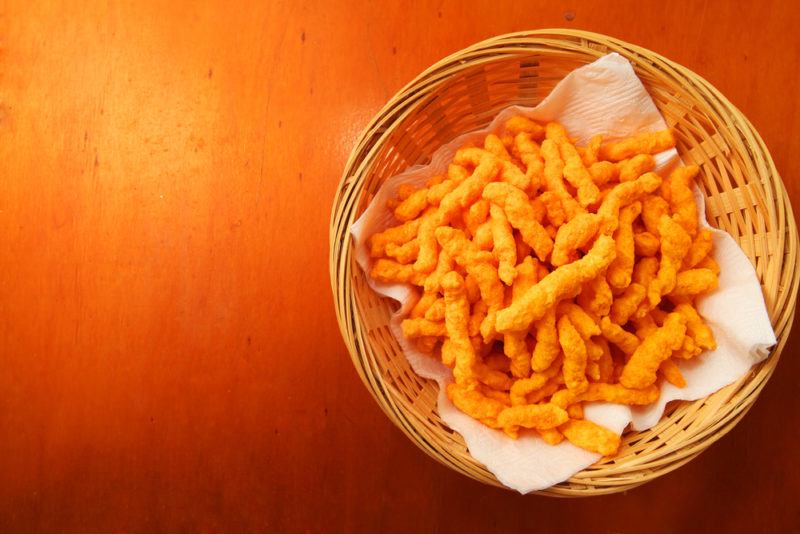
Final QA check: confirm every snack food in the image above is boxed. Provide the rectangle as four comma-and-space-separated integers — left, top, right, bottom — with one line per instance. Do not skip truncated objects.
366, 117, 718, 457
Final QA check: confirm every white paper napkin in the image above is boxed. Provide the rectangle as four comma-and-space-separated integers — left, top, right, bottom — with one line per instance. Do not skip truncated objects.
351, 53, 776, 493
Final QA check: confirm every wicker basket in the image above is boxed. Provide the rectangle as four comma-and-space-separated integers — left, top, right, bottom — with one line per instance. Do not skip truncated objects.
329, 29, 799, 496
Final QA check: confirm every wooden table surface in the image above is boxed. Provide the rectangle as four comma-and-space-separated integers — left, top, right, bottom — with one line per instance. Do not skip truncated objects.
2, 1, 798, 531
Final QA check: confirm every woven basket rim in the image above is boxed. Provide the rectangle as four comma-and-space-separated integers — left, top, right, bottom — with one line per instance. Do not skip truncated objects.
329, 28, 799, 496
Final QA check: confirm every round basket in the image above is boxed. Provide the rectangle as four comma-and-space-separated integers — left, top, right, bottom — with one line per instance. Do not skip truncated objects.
329, 29, 799, 496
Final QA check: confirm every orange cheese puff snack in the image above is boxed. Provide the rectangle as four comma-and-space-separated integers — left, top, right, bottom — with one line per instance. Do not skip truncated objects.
441, 271, 477, 384
468, 300, 487, 338
664, 165, 700, 236
496, 235, 617, 334
648, 215, 692, 307
456, 146, 530, 192
435, 227, 493, 267
595, 338, 614, 382
414, 213, 443, 275
633, 231, 660, 257
567, 403, 584, 420
674, 338, 703, 360
587, 359, 602, 383
509, 358, 562, 405
527, 376, 564, 404
617, 154, 656, 182
489, 204, 517, 285
632, 313, 658, 340
577, 275, 613, 317
668, 334, 698, 360
410, 291, 438, 318
511, 256, 538, 298
480, 385, 512, 406
538, 191, 567, 227
600, 316, 640, 355
641, 194, 669, 236
545, 121, 569, 142
588, 161, 618, 186
674, 303, 716, 350
414, 155, 501, 273
504, 258, 538, 378
485, 352, 511, 372
505, 115, 545, 140
597, 172, 662, 234
447, 163, 470, 182
607, 201, 642, 288
426, 169, 462, 206
560, 419, 621, 456
515, 231, 532, 259
551, 213, 601, 266
426, 175, 443, 187
540, 139, 585, 220
619, 312, 687, 389
471, 264, 505, 343
631, 256, 660, 319
437, 228, 504, 342
501, 324, 530, 380
535, 257, 552, 286
531, 307, 560, 372
510, 374, 549, 406
529, 197, 547, 223
448, 154, 503, 207
485, 133, 512, 160
538, 428, 565, 445
423, 298, 446, 321
472, 222, 493, 251
582, 382, 660, 405
696, 255, 720, 275
368, 218, 421, 257
396, 183, 417, 201
557, 302, 601, 339
584, 338, 604, 361
560, 140, 601, 207
558, 315, 589, 393
683, 229, 714, 269
426, 179, 458, 207
610, 283, 647, 325
394, 187, 429, 222
669, 268, 719, 298
371, 258, 426, 285
423, 248, 454, 293
650, 308, 668, 325
385, 239, 419, 264
551, 383, 660, 408
474, 362, 514, 391
401, 318, 447, 338
498, 159, 532, 193
415, 336, 437, 353
599, 129, 676, 162
583, 134, 603, 167
659, 358, 686, 388
513, 132, 544, 194
498, 403, 570, 438
464, 274, 482, 303
482, 182, 553, 262
447, 383, 505, 428
463, 199, 490, 236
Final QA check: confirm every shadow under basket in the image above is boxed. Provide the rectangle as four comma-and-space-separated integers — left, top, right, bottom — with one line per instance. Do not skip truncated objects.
329, 29, 799, 496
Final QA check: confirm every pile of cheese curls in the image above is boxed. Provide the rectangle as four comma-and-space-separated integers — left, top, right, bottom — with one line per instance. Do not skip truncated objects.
367, 117, 718, 456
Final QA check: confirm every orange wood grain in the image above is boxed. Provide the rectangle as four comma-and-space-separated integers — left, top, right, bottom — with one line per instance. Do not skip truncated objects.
1, 0, 798, 530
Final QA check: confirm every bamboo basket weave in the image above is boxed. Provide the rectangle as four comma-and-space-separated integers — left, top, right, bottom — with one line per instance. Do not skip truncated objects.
329, 29, 799, 496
